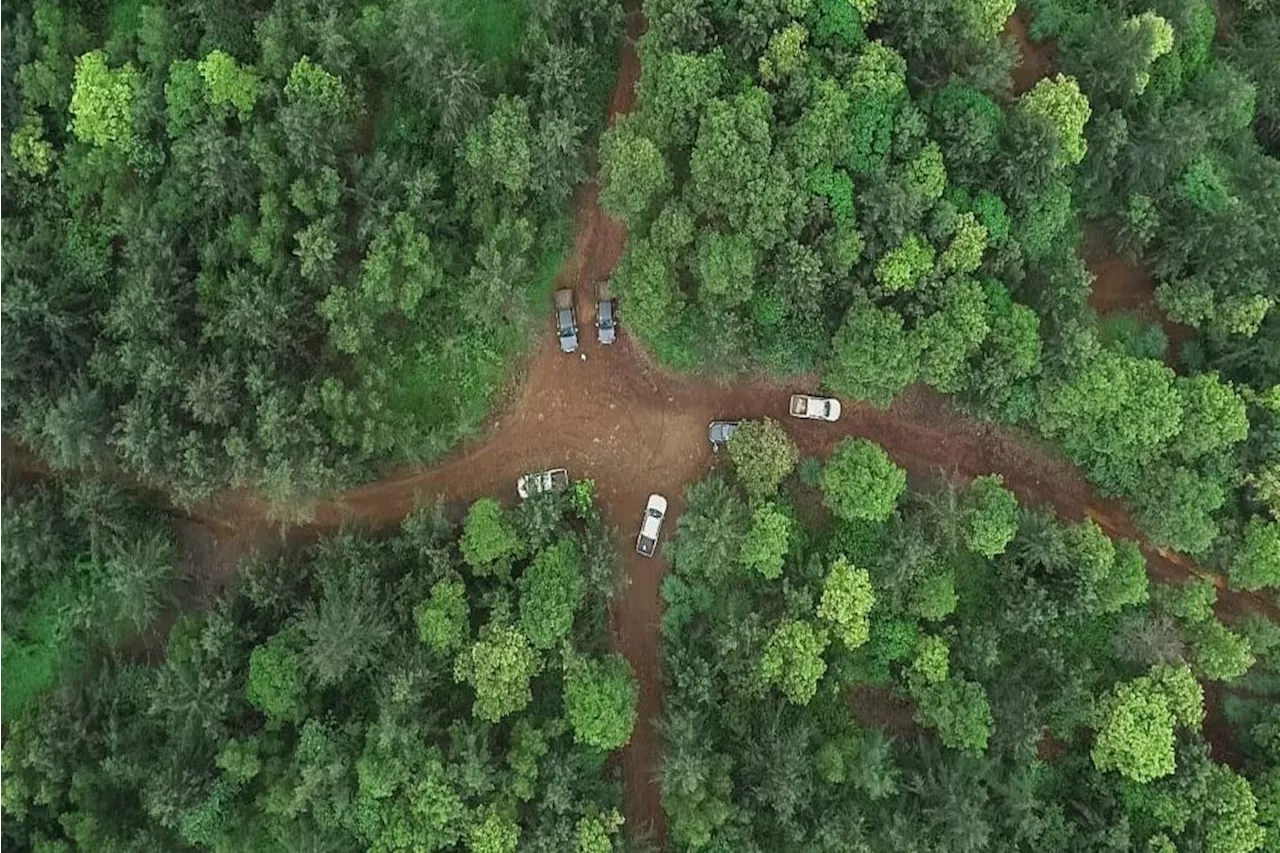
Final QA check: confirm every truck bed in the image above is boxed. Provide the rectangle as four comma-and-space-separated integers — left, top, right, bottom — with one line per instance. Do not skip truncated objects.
636, 535, 657, 557
789, 395, 808, 416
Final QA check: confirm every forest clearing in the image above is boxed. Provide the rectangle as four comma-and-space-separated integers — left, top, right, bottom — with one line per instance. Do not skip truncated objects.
5, 0, 1280, 850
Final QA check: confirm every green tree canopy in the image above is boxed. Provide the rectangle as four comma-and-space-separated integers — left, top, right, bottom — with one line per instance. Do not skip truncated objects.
461, 499, 524, 574
963, 474, 1018, 557
739, 501, 792, 579
454, 624, 541, 723
761, 619, 831, 706
818, 557, 876, 648
518, 539, 583, 649
821, 438, 907, 523
826, 301, 922, 407
1091, 664, 1203, 783
69, 50, 139, 150
563, 653, 639, 751
727, 417, 799, 502
416, 579, 471, 654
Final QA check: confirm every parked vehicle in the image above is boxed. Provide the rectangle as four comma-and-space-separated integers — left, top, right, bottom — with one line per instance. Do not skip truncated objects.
635, 494, 668, 557
708, 420, 740, 450
517, 468, 570, 499
554, 289, 578, 353
596, 282, 617, 345
790, 394, 841, 421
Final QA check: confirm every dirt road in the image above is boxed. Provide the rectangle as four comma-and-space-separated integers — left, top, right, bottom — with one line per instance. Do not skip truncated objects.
182, 6, 1275, 844
1005, 7, 1057, 94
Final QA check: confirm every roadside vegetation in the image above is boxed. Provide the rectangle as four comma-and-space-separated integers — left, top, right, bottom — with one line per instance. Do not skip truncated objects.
2, 479, 637, 851
5, 0, 1280, 850
2, 0, 620, 506
599, 0, 1280, 590
661, 424, 1280, 851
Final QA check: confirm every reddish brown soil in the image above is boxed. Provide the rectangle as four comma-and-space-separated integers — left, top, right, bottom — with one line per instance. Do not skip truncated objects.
1083, 225, 1195, 357
1005, 7, 1057, 95
38, 1, 1269, 842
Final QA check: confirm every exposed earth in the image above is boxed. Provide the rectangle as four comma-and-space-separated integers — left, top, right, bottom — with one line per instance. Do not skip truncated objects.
1005, 7, 1057, 94
170, 5, 1273, 844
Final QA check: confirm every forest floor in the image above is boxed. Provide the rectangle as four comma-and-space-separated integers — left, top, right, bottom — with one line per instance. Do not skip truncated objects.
1082, 223, 1196, 356
171, 4, 1268, 842
1005, 6, 1057, 94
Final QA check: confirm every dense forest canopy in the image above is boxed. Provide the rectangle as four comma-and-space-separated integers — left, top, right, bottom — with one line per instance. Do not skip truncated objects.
2, 0, 620, 505
2, 476, 638, 851
660, 426, 1280, 851
598, 0, 1280, 573
5, 0, 1280, 851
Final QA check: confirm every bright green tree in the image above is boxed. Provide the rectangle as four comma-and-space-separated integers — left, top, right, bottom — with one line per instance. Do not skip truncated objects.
874, 234, 935, 292
910, 635, 950, 684
1037, 350, 1182, 494
1191, 619, 1255, 682
454, 624, 541, 723
599, 119, 673, 224
827, 301, 921, 407
575, 810, 625, 853
739, 502, 792, 579
817, 557, 876, 648
518, 539, 583, 649
1091, 664, 1203, 783
70, 51, 139, 150
563, 653, 639, 751
963, 474, 1018, 557
727, 418, 799, 502
821, 438, 906, 523
1173, 374, 1249, 462
467, 808, 520, 853
761, 620, 830, 705
198, 49, 261, 118
246, 629, 308, 723
461, 498, 523, 575
914, 677, 993, 753
416, 579, 470, 654
1019, 74, 1092, 168
1230, 519, 1280, 591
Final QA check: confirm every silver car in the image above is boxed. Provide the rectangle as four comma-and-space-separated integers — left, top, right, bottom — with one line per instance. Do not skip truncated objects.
708, 420, 740, 450
596, 282, 617, 345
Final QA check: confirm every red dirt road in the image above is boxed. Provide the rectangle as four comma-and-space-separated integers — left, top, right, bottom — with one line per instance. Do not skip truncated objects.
183, 5, 1273, 844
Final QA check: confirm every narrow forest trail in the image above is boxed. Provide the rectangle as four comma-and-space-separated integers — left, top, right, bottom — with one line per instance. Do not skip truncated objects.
180, 6, 1277, 844
1005, 6, 1057, 94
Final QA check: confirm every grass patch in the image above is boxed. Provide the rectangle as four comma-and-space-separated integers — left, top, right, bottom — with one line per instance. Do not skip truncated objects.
387, 214, 570, 460
1, 574, 91, 718
441, 0, 528, 64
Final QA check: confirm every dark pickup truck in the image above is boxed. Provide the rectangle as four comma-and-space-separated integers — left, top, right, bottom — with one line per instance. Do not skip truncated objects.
555, 289, 579, 353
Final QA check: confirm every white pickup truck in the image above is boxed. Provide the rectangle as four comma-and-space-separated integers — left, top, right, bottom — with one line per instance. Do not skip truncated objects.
635, 494, 668, 557
790, 394, 841, 422
517, 468, 570, 499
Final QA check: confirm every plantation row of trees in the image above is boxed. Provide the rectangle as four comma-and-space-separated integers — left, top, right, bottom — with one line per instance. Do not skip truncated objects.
598, 0, 1280, 589
659, 419, 1280, 850
2, 0, 620, 506
2, 478, 639, 851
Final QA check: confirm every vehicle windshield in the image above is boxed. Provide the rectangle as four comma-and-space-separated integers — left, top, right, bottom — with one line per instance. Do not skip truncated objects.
648, 508, 661, 518
824, 401, 832, 416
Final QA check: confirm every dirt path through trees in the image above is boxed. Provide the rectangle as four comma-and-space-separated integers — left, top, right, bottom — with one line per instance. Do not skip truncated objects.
181, 6, 1275, 843
1005, 7, 1057, 94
